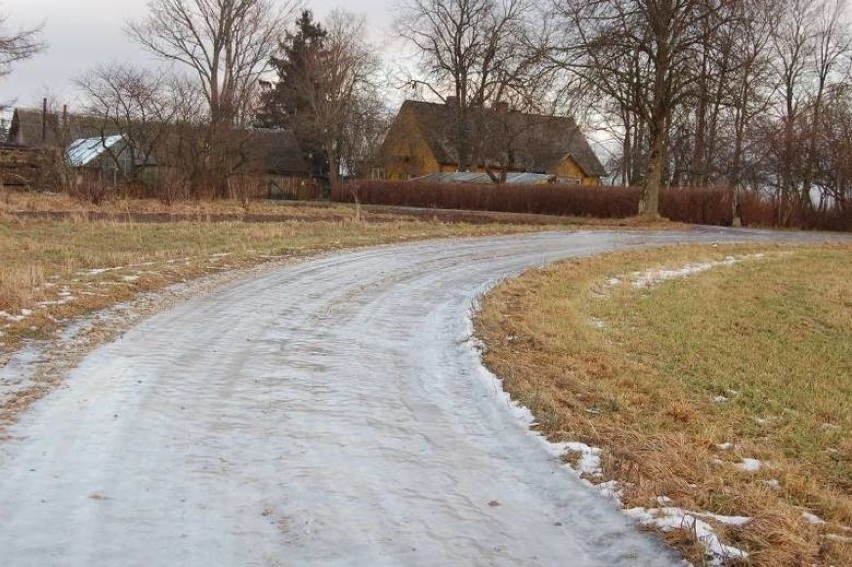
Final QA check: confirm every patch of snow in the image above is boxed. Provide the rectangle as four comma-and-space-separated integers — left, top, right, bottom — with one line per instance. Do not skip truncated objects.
589, 318, 607, 329
715, 442, 734, 451
802, 512, 825, 525
606, 277, 621, 286
625, 507, 750, 565
826, 534, 852, 544
702, 513, 752, 527
762, 479, 781, 490
655, 496, 674, 506
630, 254, 765, 290
122, 276, 140, 282
77, 267, 123, 276
0, 347, 41, 404
36, 295, 76, 307
754, 417, 768, 425
0, 310, 31, 322
712, 395, 729, 403
562, 442, 604, 478
737, 458, 762, 472
596, 480, 623, 505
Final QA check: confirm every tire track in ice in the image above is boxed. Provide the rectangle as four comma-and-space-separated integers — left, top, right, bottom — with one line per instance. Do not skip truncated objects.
0, 228, 842, 566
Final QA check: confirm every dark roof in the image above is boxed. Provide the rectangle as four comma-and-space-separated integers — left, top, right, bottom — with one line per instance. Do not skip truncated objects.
7, 108, 308, 176
396, 100, 606, 177
242, 129, 309, 176
8, 108, 117, 148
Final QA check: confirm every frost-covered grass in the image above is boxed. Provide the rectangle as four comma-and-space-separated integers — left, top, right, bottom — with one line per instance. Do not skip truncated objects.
476, 243, 852, 566
0, 213, 550, 351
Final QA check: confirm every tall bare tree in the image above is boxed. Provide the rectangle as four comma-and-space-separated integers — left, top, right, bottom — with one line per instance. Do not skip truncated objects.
128, 0, 298, 126
76, 64, 178, 182
397, 0, 548, 171
128, 0, 299, 195
801, 0, 851, 206
552, 0, 737, 217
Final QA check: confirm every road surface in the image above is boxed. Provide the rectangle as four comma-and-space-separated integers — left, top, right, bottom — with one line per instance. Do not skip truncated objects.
0, 229, 838, 566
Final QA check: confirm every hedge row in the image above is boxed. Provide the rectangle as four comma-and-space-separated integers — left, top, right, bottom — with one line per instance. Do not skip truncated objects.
331, 180, 850, 230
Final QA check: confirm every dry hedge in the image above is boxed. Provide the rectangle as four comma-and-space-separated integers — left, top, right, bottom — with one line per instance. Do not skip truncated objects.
332, 180, 850, 231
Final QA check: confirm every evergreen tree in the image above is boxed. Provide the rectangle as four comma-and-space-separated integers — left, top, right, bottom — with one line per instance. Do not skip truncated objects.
258, 10, 329, 179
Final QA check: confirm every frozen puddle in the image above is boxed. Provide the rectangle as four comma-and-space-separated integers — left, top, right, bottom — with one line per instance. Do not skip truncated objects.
0, 228, 836, 566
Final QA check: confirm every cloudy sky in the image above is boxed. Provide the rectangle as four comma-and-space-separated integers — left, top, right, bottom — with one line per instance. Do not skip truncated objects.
0, 0, 398, 110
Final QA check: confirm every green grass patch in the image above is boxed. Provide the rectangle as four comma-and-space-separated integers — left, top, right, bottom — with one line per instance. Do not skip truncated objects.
476, 243, 852, 566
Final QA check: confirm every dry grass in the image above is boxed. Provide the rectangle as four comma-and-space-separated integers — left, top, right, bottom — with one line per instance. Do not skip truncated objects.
0, 189, 361, 217
476, 243, 852, 566
0, 212, 557, 352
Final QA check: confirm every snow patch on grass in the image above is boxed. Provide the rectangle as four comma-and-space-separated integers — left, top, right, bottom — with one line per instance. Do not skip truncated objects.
625, 507, 750, 565
468, 284, 750, 565
77, 267, 124, 276
0, 310, 31, 322
604, 253, 768, 291
596, 480, 623, 505
737, 458, 763, 472
562, 442, 603, 478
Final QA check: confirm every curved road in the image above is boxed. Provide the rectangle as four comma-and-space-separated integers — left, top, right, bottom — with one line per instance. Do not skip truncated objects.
0, 229, 839, 566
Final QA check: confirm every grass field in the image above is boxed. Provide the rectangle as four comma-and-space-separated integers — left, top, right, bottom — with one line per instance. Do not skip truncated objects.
0, 212, 553, 352
476, 244, 851, 566
0, 189, 686, 353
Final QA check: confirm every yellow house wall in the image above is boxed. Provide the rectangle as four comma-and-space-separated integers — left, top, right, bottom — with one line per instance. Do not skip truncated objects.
551, 156, 600, 185
380, 109, 441, 180
381, 108, 603, 185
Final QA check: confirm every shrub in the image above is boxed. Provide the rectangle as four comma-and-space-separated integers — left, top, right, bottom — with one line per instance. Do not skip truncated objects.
334, 180, 641, 218
332, 180, 850, 230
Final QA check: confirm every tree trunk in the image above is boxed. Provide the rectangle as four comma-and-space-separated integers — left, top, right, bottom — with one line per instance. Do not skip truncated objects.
640, 125, 665, 218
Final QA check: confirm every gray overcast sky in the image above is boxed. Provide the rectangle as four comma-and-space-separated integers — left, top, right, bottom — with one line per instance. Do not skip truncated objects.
0, 0, 398, 110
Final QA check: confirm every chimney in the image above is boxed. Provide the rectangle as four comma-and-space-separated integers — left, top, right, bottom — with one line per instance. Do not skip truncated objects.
494, 101, 509, 114
445, 96, 459, 107
42, 98, 48, 142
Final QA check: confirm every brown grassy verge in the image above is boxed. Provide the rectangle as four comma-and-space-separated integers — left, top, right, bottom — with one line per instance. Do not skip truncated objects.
0, 212, 568, 353
475, 243, 851, 566
0, 188, 689, 229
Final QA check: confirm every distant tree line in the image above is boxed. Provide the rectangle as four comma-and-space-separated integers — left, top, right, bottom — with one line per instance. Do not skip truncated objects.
397, 0, 851, 219
1, 0, 849, 219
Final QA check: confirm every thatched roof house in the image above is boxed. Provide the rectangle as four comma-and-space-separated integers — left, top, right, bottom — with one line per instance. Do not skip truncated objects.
381, 100, 606, 185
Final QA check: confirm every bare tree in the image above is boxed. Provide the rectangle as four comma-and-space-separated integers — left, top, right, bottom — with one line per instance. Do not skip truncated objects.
75, 64, 178, 182
338, 92, 390, 181
128, 0, 299, 196
771, 0, 815, 206
801, 0, 851, 206
397, 0, 548, 171
261, 10, 381, 192
0, 12, 43, 81
552, 0, 739, 217
128, 0, 298, 126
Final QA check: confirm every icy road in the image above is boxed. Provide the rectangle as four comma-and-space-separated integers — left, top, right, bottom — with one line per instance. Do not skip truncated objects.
0, 229, 838, 566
